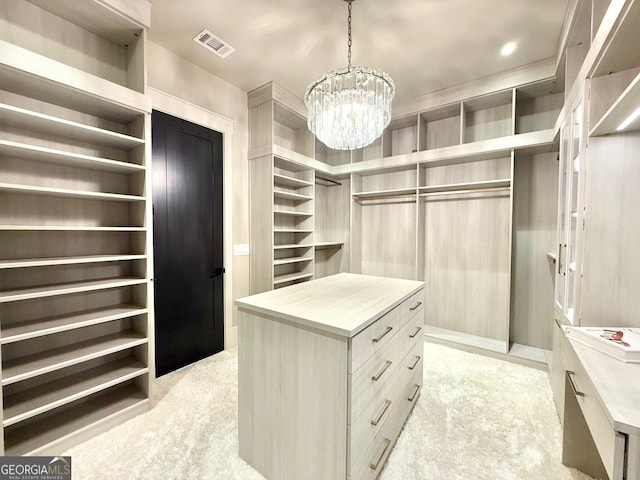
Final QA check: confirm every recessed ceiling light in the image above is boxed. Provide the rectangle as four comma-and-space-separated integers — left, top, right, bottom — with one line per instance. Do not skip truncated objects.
501, 42, 516, 56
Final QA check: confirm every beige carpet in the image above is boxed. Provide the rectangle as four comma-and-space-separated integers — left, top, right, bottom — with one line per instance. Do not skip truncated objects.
65, 342, 593, 480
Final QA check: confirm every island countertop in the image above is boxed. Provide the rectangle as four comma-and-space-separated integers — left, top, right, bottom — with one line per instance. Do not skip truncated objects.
234, 272, 424, 337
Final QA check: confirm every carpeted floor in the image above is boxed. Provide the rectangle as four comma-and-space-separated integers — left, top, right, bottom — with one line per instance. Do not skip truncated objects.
64, 342, 593, 480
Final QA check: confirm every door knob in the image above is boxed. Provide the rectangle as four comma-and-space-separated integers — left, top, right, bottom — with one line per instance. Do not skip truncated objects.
210, 267, 225, 277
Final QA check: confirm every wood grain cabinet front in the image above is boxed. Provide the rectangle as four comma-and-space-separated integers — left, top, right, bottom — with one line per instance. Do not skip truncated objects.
237, 273, 425, 480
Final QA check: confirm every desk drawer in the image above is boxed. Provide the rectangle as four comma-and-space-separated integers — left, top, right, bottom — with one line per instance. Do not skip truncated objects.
351, 307, 400, 373
564, 352, 621, 479
399, 289, 424, 327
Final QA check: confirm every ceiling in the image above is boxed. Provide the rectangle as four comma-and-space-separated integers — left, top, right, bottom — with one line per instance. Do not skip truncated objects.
148, 0, 572, 105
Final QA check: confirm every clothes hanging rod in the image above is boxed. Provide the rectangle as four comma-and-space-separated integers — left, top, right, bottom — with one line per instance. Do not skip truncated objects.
315, 176, 342, 186
419, 186, 511, 197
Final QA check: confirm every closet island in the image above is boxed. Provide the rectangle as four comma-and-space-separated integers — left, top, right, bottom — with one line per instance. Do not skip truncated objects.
236, 273, 425, 480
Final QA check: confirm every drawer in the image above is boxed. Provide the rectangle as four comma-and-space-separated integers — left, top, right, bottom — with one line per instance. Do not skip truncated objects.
350, 368, 423, 479
398, 308, 424, 355
349, 336, 424, 469
349, 331, 402, 423
351, 307, 400, 373
348, 371, 404, 471
399, 340, 423, 387
564, 350, 622, 479
400, 366, 423, 421
399, 288, 424, 327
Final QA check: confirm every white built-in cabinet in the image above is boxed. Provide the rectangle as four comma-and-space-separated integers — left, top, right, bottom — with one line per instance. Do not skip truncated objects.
549, 6, 640, 480
0, 0, 153, 455
248, 84, 348, 294
248, 77, 563, 363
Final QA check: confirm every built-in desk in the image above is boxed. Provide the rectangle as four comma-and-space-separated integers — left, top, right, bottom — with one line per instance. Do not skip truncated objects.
235, 273, 425, 480
558, 328, 640, 480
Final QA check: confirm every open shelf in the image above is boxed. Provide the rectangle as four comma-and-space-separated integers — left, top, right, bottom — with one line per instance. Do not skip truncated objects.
0, 41, 150, 121
273, 210, 313, 217
352, 187, 416, 200
3, 357, 147, 427
590, 71, 640, 136
0, 140, 145, 173
1, 330, 147, 386
0, 103, 145, 149
314, 242, 344, 249
3, 383, 148, 456
0, 254, 146, 269
273, 190, 313, 202
273, 256, 314, 266
0, 182, 145, 202
273, 173, 313, 188
1, 305, 147, 344
273, 244, 314, 250
0, 225, 145, 231
0, 277, 147, 303
26, 0, 147, 47
424, 325, 509, 354
419, 179, 511, 195
273, 272, 314, 285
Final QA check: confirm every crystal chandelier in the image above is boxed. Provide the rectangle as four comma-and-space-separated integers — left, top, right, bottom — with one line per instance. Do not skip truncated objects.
304, 0, 395, 150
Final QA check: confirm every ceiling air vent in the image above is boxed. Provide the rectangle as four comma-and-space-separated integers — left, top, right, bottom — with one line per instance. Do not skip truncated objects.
193, 29, 235, 58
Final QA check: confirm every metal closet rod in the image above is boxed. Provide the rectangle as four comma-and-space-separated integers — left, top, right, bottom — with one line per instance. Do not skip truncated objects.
419, 186, 511, 197
315, 176, 342, 186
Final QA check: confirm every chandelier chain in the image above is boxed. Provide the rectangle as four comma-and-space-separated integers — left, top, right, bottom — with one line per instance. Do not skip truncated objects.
347, 1, 352, 71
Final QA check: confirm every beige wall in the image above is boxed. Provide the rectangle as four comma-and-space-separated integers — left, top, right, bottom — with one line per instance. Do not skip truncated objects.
147, 41, 250, 346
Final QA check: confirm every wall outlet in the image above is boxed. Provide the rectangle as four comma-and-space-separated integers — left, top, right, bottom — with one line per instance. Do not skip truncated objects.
233, 244, 249, 256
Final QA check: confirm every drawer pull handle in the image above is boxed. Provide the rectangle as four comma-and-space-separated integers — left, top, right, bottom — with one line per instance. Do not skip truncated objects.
369, 438, 391, 471
409, 326, 422, 338
372, 360, 392, 382
409, 301, 422, 311
554, 318, 561, 329
408, 384, 420, 402
408, 355, 421, 370
567, 371, 584, 397
371, 399, 392, 426
372, 326, 393, 343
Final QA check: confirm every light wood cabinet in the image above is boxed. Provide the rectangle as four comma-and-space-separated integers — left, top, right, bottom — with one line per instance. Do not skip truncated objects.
551, 323, 639, 480
0, 0, 152, 455
549, 3, 640, 477
248, 84, 348, 293
236, 273, 424, 480
250, 155, 315, 293
248, 76, 563, 364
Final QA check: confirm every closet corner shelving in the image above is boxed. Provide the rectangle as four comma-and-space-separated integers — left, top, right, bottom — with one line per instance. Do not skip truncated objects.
0, 0, 152, 456
249, 75, 563, 366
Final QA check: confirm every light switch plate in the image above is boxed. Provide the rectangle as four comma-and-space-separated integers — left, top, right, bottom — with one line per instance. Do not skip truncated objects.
233, 244, 249, 256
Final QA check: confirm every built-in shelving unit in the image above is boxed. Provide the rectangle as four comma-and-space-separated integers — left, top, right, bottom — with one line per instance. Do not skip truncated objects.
249, 73, 564, 364
0, 0, 152, 455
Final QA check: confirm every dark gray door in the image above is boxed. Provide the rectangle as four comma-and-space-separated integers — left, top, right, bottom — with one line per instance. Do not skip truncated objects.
152, 110, 224, 376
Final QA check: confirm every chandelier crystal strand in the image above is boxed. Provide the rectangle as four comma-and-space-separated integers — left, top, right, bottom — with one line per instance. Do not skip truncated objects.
305, 0, 395, 150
